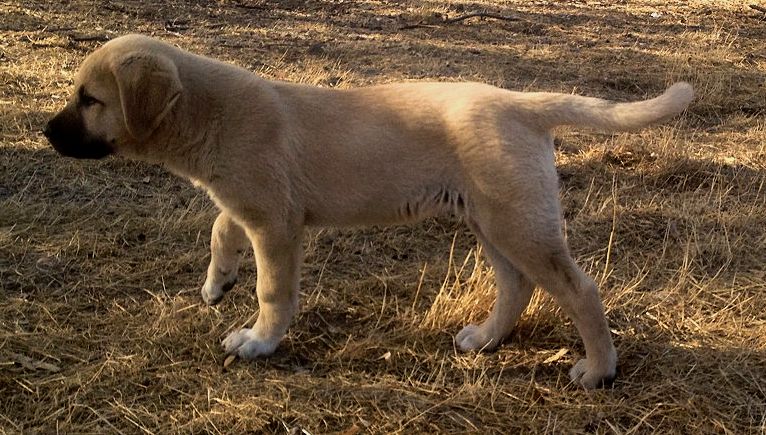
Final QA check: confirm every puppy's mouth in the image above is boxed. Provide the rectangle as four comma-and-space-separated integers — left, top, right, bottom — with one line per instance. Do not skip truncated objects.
43, 111, 114, 160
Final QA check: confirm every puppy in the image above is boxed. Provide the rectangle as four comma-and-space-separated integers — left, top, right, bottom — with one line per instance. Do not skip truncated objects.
44, 34, 693, 388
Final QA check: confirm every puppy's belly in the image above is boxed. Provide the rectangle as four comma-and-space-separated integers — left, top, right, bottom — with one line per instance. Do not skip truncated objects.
304, 186, 467, 227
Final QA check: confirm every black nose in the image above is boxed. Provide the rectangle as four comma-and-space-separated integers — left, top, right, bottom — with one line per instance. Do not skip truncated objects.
42, 122, 52, 138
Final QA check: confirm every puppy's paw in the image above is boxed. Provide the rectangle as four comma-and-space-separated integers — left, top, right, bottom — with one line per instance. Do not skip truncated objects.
201, 275, 237, 305
569, 358, 617, 389
455, 324, 498, 352
222, 328, 279, 359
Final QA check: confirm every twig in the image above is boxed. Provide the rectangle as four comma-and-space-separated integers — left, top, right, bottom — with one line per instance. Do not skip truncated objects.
165, 19, 190, 32
8, 352, 61, 372
445, 11, 520, 24
399, 9, 520, 30
68, 34, 112, 42
600, 174, 618, 287
398, 23, 441, 30
44, 26, 76, 33
750, 4, 766, 13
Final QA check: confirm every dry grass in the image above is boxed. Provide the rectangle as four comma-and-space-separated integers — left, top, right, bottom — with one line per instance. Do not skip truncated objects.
2, 0, 765, 433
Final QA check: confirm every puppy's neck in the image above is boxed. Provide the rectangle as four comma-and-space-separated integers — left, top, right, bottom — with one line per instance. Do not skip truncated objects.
128, 57, 281, 191
141, 92, 222, 182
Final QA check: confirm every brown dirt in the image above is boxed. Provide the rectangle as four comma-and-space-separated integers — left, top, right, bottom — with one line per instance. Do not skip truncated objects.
1, 0, 765, 433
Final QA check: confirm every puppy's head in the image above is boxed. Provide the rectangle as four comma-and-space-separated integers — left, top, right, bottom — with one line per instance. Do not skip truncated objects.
44, 35, 182, 159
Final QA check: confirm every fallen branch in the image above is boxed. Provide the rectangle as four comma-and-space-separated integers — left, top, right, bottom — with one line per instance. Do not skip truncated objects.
445, 10, 520, 24
400, 10, 520, 30
750, 4, 766, 13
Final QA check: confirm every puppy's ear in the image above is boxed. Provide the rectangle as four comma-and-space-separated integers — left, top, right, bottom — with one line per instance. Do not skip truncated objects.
111, 52, 182, 141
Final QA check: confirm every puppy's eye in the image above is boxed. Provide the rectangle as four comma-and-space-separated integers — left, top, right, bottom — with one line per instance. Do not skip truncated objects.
80, 94, 101, 107
77, 87, 102, 108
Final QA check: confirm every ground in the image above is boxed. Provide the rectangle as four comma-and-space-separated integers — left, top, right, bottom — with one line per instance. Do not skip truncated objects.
1, 0, 765, 433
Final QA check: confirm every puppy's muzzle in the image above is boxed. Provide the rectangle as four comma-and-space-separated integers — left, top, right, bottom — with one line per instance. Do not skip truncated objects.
44, 110, 113, 160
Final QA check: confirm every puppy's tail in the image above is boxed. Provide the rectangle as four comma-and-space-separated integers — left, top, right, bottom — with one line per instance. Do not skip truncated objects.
521, 82, 694, 132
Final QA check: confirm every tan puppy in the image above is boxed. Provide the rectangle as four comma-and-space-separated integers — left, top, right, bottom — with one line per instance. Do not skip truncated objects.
44, 34, 693, 388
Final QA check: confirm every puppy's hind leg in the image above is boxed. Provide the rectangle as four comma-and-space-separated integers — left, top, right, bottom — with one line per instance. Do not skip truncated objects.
477, 207, 617, 389
455, 221, 535, 352
222, 225, 303, 359
201, 212, 250, 305
466, 148, 616, 388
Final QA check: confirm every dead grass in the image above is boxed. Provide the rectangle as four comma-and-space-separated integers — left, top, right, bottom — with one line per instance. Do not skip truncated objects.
1, 0, 765, 433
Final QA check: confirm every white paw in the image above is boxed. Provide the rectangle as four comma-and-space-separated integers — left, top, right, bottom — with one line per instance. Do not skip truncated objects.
201, 274, 237, 305
569, 358, 617, 389
222, 328, 279, 359
455, 324, 498, 352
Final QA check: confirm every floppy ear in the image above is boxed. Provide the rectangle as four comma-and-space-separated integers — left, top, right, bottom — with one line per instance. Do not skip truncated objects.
111, 52, 182, 141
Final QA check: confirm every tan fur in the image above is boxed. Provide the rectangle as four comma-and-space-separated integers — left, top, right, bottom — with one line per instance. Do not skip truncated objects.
46, 34, 694, 389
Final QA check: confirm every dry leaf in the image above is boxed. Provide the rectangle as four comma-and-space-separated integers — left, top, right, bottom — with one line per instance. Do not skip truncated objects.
543, 348, 568, 364
223, 354, 237, 368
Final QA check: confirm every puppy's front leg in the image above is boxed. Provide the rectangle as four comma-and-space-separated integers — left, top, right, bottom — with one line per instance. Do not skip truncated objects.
222, 226, 303, 359
201, 212, 250, 305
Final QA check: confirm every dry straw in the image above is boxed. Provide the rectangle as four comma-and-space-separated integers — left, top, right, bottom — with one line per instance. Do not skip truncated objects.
1, 0, 765, 433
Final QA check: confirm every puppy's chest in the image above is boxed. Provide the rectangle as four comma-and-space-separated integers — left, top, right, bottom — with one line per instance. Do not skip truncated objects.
191, 178, 234, 213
